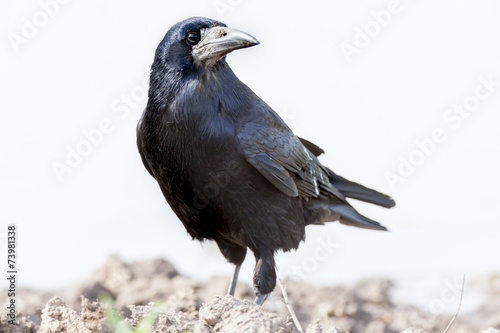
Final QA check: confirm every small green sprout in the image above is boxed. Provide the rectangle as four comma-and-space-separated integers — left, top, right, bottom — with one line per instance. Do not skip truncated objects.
101, 294, 162, 333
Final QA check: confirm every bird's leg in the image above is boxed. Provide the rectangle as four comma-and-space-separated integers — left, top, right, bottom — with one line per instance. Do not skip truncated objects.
215, 240, 247, 297
252, 249, 276, 306
254, 293, 270, 306
227, 264, 241, 296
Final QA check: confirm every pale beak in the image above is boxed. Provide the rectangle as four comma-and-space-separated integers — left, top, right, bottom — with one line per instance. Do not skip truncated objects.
192, 26, 259, 64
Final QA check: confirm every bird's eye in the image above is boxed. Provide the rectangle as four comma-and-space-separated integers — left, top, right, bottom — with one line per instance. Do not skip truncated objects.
186, 31, 201, 46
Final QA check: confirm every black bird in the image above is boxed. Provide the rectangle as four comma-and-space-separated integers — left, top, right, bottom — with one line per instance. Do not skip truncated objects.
137, 17, 395, 305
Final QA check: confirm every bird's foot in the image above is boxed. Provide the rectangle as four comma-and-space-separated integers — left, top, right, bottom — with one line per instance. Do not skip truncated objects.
254, 293, 269, 306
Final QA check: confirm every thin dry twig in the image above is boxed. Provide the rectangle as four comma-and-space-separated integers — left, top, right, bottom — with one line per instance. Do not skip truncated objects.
276, 273, 303, 333
442, 274, 466, 333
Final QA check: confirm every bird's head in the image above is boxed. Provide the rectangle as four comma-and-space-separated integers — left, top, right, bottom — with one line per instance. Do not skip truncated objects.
154, 17, 259, 71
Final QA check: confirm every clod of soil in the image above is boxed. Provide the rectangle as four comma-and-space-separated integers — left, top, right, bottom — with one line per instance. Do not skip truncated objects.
1, 255, 499, 333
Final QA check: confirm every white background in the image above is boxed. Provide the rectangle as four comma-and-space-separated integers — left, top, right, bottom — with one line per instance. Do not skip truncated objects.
1, 0, 499, 313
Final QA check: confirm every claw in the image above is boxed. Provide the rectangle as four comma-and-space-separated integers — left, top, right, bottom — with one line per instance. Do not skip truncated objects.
254, 293, 269, 306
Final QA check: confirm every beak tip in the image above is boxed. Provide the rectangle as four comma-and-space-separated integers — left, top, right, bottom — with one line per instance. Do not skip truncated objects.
248, 39, 260, 47
249, 34, 260, 46
238, 33, 259, 48
228, 28, 259, 48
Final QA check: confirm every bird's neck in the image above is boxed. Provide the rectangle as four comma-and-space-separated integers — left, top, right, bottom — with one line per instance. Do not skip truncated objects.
148, 60, 253, 120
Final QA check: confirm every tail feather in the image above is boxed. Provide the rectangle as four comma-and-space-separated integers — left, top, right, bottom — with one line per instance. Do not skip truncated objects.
326, 168, 396, 208
332, 204, 388, 231
304, 199, 388, 231
297, 137, 395, 231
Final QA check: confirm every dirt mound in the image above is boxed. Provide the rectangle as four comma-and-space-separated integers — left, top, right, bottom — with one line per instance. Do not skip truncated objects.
1, 256, 499, 332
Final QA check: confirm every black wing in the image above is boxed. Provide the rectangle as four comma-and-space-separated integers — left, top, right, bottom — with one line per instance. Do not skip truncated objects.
298, 137, 325, 157
237, 121, 344, 200
237, 115, 391, 231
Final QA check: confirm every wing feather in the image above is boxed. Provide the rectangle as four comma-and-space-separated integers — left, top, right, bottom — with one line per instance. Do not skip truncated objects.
238, 122, 342, 200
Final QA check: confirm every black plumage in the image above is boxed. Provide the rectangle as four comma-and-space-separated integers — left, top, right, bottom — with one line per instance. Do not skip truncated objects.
137, 17, 395, 303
